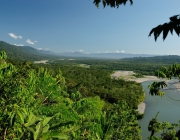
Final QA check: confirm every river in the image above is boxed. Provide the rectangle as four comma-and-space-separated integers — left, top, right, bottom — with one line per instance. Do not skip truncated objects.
139, 79, 180, 139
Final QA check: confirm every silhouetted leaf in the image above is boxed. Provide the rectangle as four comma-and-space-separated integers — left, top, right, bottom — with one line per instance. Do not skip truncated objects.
149, 14, 180, 40
130, 0, 133, 4
149, 28, 155, 37
173, 25, 180, 36
170, 15, 179, 22
93, 0, 133, 8
103, 0, 106, 7
163, 23, 169, 40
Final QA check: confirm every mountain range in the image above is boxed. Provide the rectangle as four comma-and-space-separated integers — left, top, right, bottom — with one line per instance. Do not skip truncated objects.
1, 40, 180, 62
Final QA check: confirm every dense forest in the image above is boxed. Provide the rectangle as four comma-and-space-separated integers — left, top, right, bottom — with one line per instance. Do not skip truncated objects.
38, 57, 180, 76
0, 51, 144, 139
2, 40, 180, 139
2, 48, 180, 139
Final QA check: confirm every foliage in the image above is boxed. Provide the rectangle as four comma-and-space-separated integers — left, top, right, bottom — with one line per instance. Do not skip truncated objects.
93, 0, 133, 8
149, 15, 180, 41
42, 65, 145, 109
147, 63, 180, 139
0, 51, 142, 139
148, 112, 180, 140
133, 73, 144, 78
92, 1, 180, 42
148, 81, 167, 96
148, 63, 180, 96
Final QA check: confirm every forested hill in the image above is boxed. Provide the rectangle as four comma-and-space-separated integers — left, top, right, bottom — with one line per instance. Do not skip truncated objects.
121, 55, 180, 64
0, 41, 59, 61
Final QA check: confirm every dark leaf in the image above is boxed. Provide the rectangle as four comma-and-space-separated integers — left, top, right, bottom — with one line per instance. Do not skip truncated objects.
149, 14, 180, 40
103, 0, 106, 7
130, 0, 133, 5
93, 0, 133, 8
173, 25, 180, 36
149, 28, 155, 37
170, 15, 179, 22
162, 24, 169, 40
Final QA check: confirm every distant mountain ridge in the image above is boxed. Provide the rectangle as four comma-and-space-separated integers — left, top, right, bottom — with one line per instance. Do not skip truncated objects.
1, 40, 180, 62
49, 51, 157, 59
0, 41, 58, 61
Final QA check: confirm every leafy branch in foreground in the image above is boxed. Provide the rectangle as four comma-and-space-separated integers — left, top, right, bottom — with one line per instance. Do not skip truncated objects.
148, 112, 180, 140
148, 63, 180, 96
148, 81, 167, 96
93, 0, 133, 8
149, 15, 180, 41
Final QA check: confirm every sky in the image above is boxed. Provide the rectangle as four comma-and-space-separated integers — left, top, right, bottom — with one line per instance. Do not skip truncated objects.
0, 0, 180, 55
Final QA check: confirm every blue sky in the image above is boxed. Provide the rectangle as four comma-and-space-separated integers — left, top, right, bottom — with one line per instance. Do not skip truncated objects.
0, 0, 180, 55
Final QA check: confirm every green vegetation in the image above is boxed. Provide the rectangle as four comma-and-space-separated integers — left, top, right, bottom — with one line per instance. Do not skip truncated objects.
149, 63, 180, 96
39, 56, 180, 76
0, 51, 142, 139
133, 73, 144, 78
39, 63, 145, 109
2, 40, 180, 76
144, 64, 180, 139
0, 41, 60, 62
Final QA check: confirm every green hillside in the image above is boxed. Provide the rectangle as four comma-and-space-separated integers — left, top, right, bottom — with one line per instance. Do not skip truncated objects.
0, 41, 57, 61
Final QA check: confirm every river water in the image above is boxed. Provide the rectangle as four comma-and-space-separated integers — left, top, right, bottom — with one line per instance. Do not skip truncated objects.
139, 79, 180, 139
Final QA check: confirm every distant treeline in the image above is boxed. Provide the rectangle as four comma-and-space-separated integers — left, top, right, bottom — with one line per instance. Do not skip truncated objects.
38, 56, 180, 75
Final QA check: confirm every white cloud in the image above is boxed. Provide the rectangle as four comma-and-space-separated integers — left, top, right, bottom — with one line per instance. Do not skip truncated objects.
8, 33, 22, 39
26, 39, 37, 45
77, 49, 83, 52
116, 50, 120, 53
121, 50, 125, 53
37, 48, 43, 50
37, 48, 50, 51
14, 44, 24, 46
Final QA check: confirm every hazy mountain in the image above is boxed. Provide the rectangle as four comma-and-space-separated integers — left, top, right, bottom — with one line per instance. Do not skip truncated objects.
1, 40, 180, 62
55, 51, 156, 59
86, 53, 156, 59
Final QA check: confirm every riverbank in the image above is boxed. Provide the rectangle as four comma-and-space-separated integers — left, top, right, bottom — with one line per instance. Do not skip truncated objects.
111, 70, 159, 83
173, 82, 180, 91
137, 102, 146, 114
111, 71, 161, 114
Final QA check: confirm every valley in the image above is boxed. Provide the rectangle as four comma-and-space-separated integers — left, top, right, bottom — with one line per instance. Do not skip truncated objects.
1, 40, 180, 139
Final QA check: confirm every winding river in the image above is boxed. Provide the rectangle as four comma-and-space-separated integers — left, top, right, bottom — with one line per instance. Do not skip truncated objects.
139, 79, 180, 139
